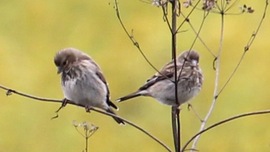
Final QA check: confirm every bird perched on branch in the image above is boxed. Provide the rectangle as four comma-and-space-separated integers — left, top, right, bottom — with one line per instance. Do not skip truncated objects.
54, 48, 124, 124
117, 50, 203, 107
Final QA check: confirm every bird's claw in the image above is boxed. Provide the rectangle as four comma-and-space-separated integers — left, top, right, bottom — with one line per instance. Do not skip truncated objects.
85, 106, 94, 113
51, 98, 69, 120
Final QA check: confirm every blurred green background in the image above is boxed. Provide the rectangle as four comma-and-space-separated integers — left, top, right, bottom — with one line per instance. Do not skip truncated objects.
0, 0, 269, 151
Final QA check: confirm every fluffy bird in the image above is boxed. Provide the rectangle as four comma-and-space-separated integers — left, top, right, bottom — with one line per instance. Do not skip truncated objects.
54, 48, 124, 124
117, 50, 203, 106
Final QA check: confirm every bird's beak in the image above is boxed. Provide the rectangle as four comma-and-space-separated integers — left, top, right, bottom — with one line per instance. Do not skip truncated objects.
191, 60, 198, 67
57, 67, 62, 74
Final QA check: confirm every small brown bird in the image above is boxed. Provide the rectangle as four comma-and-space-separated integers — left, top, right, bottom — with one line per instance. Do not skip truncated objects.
54, 48, 124, 124
117, 50, 203, 106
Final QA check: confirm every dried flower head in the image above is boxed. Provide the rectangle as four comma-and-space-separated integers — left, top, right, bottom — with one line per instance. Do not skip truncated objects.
183, 0, 193, 8
240, 4, 255, 13
152, 0, 169, 7
73, 120, 99, 137
202, 0, 216, 11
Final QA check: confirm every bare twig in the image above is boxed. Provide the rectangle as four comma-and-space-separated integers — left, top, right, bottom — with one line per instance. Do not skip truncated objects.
113, 0, 161, 75
180, 12, 215, 57
182, 109, 270, 151
90, 108, 172, 152
114, 0, 175, 83
188, 1, 269, 151
190, 9, 226, 152
187, 11, 209, 52
73, 121, 99, 152
0, 84, 172, 152
177, 0, 201, 32
224, 0, 240, 13
218, 0, 269, 96
170, 0, 181, 151
161, 2, 172, 32
0, 85, 61, 103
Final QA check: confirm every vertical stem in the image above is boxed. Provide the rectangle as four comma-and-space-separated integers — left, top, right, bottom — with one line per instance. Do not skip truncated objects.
85, 130, 89, 152
189, 13, 225, 152
171, 0, 180, 152
171, 107, 179, 152
171, 0, 177, 63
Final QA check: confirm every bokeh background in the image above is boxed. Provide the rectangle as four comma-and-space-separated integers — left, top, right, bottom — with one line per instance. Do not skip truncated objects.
0, 0, 269, 151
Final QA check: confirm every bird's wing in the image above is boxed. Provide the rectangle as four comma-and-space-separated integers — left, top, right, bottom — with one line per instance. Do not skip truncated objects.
95, 70, 118, 110
139, 60, 178, 90
83, 58, 118, 110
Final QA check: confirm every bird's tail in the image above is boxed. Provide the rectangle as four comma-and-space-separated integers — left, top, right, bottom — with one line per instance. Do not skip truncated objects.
116, 92, 142, 102
106, 108, 125, 125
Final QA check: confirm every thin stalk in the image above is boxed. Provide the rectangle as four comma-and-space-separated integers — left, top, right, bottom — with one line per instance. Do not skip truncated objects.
182, 109, 270, 150
85, 133, 89, 152
189, 13, 225, 152
0, 84, 172, 152
171, 0, 181, 151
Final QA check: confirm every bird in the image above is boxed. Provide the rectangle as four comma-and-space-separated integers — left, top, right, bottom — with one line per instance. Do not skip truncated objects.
116, 50, 203, 107
54, 48, 124, 124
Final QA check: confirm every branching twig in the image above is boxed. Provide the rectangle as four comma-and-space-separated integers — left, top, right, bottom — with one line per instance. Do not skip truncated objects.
177, 0, 201, 32
114, 0, 161, 75
0, 84, 172, 152
170, 0, 181, 151
180, 12, 215, 57
73, 121, 99, 152
218, 0, 269, 96
187, 11, 208, 53
182, 109, 270, 151
188, 1, 269, 151
113, 1, 269, 152
190, 9, 226, 152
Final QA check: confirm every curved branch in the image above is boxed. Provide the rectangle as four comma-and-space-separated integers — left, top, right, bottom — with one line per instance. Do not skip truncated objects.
0, 84, 172, 152
113, 0, 161, 75
0, 85, 60, 103
182, 109, 270, 151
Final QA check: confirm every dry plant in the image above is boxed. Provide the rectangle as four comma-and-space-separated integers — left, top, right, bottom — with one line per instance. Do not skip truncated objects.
113, 0, 269, 152
72, 121, 99, 152
0, 0, 269, 152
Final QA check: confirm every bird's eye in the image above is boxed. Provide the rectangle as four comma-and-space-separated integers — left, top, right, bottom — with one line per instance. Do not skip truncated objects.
63, 60, 67, 66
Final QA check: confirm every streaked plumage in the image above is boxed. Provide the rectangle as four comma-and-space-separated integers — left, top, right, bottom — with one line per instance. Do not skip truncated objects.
117, 50, 203, 106
54, 48, 124, 124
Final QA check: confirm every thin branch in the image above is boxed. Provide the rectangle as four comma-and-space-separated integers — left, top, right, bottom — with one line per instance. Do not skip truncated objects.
0, 84, 172, 152
162, 3, 173, 33
186, 1, 269, 151
180, 12, 215, 57
176, 0, 201, 32
171, 0, 179, 105
187, 11, 209, 52
190, 11, 225, 152
182, 109, 270, 151
0, 85, 61, 103
171, 107, 180, 152
224, 0, 240, 13
113, 0, 161, 75
177, 11, 209, 82
218, 0, 269, 96
72, 121, 99, 152
90, 108, 172, 152
170, 0, 181, 151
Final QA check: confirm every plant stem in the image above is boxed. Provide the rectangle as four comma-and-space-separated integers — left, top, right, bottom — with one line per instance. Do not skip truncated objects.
171, 0, 181, 152
189, 12, 225, 152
